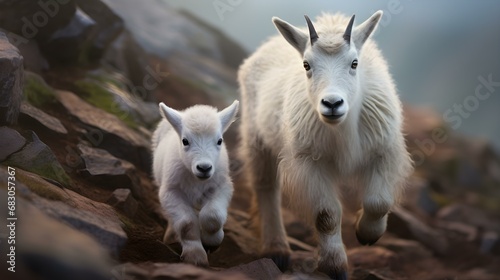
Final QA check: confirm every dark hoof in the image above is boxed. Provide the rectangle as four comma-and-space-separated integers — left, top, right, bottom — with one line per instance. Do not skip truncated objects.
203, 244, 220, 254
355, 231, 379, 246
264, 252, 290, 272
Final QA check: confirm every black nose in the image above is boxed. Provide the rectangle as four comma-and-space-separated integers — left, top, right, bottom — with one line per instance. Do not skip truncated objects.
321, 98, 344, 110
196, 164, 212, 173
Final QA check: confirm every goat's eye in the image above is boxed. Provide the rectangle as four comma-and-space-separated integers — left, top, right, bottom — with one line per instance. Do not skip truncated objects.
182, 138, 189, 146
351, 59, 358, 69
303, 61, 311, 71
217, 138, 223, 146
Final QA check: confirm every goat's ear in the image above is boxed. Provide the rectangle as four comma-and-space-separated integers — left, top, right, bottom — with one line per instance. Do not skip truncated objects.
159, 102, 182, 135
352, 10, 383, 51
273, 17, 308, 55
218, 100, 239, 133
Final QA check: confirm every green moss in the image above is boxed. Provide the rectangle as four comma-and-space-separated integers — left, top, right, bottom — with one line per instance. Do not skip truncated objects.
87, 73, 126, 89
429, 190, 453, 207
117, 212, 138, 231
14, 169, 67, 201
74, 80, 138, 129
23, 72, 57, 107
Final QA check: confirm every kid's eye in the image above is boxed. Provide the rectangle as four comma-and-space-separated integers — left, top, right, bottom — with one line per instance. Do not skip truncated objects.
351, 59, 358, 69
217, 138, 223, 146
303, 61, 311, 71
182, 138, 190, 146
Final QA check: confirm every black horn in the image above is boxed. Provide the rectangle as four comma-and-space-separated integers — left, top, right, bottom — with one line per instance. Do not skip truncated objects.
343, 15, 355, 43
304, 15, 318, 46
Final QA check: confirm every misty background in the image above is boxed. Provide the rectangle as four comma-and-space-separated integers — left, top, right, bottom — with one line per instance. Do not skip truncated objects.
168, 0, 500, 151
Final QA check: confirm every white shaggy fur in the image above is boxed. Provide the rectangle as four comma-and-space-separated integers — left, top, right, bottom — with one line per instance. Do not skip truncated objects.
152, 101, 239, 267
238, 11, 412, 276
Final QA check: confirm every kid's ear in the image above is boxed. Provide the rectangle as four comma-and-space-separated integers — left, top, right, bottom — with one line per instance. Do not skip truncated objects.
159, 102, 183, 135
218, 100, 239, 133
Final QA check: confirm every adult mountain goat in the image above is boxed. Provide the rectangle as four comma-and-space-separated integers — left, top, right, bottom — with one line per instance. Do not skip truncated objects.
238, 11, 412, 279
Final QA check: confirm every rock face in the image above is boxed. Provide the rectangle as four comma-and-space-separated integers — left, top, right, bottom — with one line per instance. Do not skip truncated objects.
0, 32, 23, 125
0, 168, 113, 280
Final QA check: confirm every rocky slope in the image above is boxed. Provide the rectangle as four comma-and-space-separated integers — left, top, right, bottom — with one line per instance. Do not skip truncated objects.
1, 1, 499, 279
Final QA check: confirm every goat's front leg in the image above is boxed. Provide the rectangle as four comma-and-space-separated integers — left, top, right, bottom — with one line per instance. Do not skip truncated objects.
280, 158, 347, 280
199, 182, 232, 253
161, 188, 208, 266
355, 166, 395, 246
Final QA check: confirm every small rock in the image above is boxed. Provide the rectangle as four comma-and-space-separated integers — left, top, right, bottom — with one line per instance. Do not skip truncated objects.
435, 220, 478, 241
480, 231, 499, 255
3, 130, 71, 187
377, 236, 433, 260
108, 188, 138, 218
56, 90, 150, 170
77, 143, 143, 198
0, 31, 23, 125
289, 251, 317, 274
388, 207, 449, 255
20, 102, 68, 134
111, 262, 250, 280
351, 269, 391, 280
0, 126, 26, 161
348, 246, 396, 269
78, 144, 134, 176
437, 203, 500, 232
227, 258, 282, 280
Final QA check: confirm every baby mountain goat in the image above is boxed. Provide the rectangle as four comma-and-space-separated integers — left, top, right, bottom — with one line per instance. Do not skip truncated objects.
152, 101, 239, 266
238, 11, 412, 279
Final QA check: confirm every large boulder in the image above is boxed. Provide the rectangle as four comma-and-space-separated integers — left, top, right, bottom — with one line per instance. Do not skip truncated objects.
75, 0, 124, 60
0, 32, 23, 125
0, 167, 115, 280
3, 167, 128, 258
0, 0, 125, 64
0, 0, 77, 43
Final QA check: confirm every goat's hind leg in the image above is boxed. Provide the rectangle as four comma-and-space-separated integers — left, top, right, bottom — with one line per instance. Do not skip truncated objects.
246, 144, 290, 270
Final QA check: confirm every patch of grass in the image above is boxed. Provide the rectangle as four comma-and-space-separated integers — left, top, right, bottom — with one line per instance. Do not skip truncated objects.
74, 80, 138, 129
87, 72, 127, 90
23, 72, 57, 107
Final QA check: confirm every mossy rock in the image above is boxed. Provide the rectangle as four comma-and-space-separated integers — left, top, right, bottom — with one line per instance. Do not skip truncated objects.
74, 79, 139, 129
14, 168, 68, 202
3, 131, 72, 188
23, 71, 57, 107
